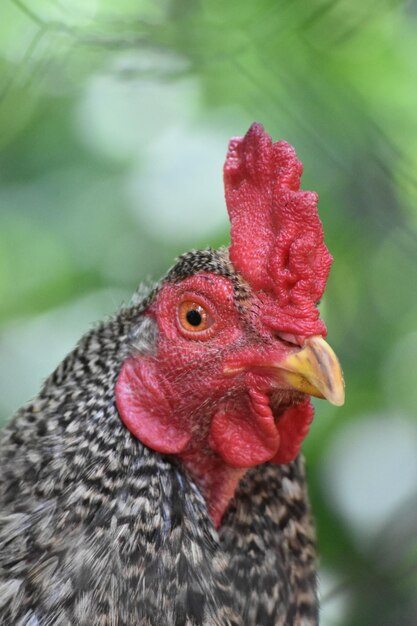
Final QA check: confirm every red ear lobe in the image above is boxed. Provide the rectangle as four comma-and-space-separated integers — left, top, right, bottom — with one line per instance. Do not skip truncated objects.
115, 357, 191, 455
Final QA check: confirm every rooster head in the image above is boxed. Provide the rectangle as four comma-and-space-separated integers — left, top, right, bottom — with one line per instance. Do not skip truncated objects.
115, 123, 344, 525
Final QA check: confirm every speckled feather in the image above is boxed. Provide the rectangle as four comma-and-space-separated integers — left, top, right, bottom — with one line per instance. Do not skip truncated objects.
0, 249, 318, 626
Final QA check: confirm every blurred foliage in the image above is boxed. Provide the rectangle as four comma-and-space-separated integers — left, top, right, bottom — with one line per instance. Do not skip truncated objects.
1, 1, 417, 624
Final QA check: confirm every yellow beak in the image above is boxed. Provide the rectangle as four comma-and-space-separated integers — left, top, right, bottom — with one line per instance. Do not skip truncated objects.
278, 336, 345, 406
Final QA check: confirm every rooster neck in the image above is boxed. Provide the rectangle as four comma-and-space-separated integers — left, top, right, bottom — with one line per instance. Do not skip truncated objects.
178, 443, 246, 528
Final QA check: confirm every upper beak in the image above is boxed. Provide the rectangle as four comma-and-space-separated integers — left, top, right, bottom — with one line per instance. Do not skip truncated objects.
278, 335, 345, 406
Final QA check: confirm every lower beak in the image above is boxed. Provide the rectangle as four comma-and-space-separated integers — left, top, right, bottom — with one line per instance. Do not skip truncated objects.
277, 336, 345, 406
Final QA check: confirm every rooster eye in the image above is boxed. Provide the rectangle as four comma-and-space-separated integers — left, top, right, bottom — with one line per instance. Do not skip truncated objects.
178, 301, 211, 333
186, 309, 202, 326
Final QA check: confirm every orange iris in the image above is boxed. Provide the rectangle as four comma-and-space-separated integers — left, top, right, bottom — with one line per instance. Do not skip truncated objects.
178, 301, 211, 333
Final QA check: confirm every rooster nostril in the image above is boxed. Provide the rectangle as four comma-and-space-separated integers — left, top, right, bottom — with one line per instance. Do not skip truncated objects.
274, 332, 303, 347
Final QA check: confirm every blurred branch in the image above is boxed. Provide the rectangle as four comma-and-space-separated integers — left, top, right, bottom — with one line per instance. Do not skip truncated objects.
12, 0, 46, 27
11, 0, 75, 34
0, 28, 45, 105
9, 0, 157, 49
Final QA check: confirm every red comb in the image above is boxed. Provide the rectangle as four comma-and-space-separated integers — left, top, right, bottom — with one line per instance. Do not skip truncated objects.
224, 123, 332, 337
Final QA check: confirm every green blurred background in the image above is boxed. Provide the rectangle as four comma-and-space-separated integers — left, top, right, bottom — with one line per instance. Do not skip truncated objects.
1, 1, 417, 624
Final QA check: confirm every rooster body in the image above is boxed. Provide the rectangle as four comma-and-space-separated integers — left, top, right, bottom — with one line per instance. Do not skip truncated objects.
0, 125, 343, 625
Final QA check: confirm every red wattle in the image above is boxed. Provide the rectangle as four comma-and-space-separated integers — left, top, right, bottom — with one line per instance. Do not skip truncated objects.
272, 399, 314, 464
209, 401, 280, 468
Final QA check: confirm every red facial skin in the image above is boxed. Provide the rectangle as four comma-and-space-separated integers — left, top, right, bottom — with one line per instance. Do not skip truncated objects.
116, 273, 313, 527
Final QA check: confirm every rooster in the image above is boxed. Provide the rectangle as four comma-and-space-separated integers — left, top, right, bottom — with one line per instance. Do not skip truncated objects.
0, 123, 344, 626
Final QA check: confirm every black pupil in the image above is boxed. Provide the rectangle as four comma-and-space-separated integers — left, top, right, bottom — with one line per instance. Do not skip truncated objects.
186, 309, 202, 327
